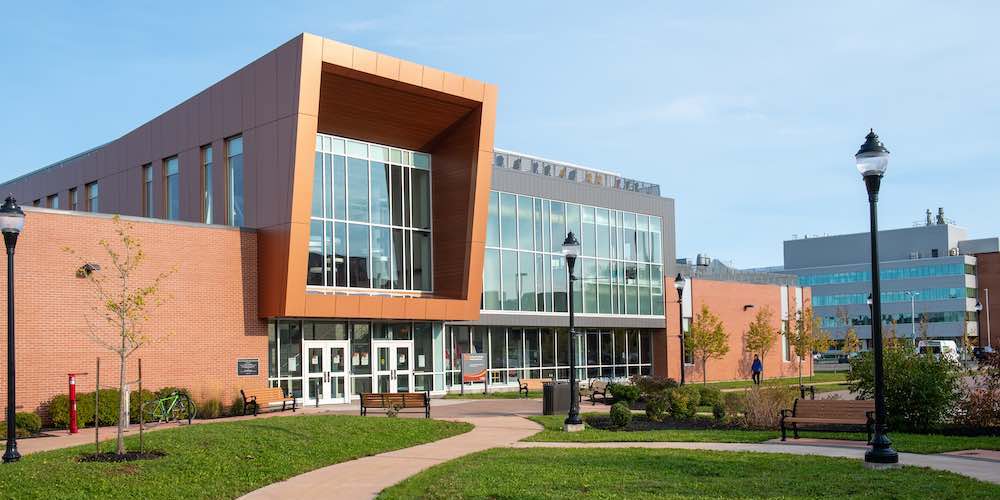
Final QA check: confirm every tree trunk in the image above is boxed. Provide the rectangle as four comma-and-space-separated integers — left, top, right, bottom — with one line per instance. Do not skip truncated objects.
703, 357, 708, 385
798, 357, 803, 387
117, 330, 127, 456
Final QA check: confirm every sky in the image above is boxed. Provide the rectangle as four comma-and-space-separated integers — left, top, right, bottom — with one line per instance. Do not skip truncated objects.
2, 1, 999, 268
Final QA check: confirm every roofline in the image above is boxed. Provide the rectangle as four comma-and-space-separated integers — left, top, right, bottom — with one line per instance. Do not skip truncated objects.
494, 147, 623, 177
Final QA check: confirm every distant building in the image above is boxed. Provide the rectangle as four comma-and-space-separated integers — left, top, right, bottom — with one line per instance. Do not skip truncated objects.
782, 208, 995, 349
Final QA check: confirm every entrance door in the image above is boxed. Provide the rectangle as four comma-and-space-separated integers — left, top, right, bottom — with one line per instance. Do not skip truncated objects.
374, 341, 413, 393
304, 341, 350, 404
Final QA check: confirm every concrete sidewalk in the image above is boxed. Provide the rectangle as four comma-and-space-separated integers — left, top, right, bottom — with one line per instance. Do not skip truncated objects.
513, 440, 1000, 485
240, 415, 542, 500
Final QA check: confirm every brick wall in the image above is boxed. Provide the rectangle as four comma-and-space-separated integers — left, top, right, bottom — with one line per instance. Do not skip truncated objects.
0, 209, 267, 419
666, 279, 813, 383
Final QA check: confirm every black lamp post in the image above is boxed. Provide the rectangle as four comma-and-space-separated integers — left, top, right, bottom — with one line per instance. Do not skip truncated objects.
0, 196, 24, 464
674, 273, 686, 385
856, 129, 898, 466
561, 232, 583, 431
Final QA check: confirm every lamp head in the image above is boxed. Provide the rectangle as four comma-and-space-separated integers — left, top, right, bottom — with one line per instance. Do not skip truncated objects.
561, 232, 581, 259
0, 195, 25, 235
855, 129, 890, 178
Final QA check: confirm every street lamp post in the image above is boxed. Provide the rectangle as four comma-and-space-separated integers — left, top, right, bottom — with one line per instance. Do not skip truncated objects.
986, 288, 993, 352
674, 274, 686, 385
0, 196, 25, 464
905, 291, 920, 344
855, 129, 898, 466
561, 232, 583, 431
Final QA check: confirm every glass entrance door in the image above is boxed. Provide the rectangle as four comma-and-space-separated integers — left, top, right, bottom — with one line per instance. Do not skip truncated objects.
374, 341, 413, 393
304, 341, 350, 404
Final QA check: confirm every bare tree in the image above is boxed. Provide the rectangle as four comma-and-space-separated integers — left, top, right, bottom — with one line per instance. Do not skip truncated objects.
64, 216, 173, 456
743, 306, 776, 381
788, 306, 829, 386
685, 305, 729, 385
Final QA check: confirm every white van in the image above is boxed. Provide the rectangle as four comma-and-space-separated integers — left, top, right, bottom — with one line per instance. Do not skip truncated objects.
915, 340, 960, 362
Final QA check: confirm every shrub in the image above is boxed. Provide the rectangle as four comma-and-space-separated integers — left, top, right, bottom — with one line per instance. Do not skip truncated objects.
197, 398, 224, 419
154, 386, 191, 400
644, 392, 670, 422
48, 388, 153, 428
698, 386, 723, 408
609, 383, 641, 406
229, 395, 246, 416
849, 345, 963, 432
631, 376, 678, 399
723, 392, 746, 415
741, 383, 797, 429
667, 386, 701, 420
1, 412, 42, 437
609, 402, 632, 428
129, 389, 156, 424
47, 394, 71, 428
957, 352, 1000, 428
712, 402, 726, 421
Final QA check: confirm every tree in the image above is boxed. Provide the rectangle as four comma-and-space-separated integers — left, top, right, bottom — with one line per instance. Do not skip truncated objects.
743, 306, 776, 381
961, 316, 976, 362
838, 307, 862, 358
685, 305, 729, 385
64, 216, 173, 456
884, 319, 899, 348
917, 312, 930, 342
788, 306, 829, 386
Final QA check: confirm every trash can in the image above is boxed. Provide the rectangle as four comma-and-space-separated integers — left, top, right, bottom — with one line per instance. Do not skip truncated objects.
542, 381, 576, 415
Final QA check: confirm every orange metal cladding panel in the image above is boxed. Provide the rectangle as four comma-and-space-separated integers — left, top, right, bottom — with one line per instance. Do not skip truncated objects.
268, 34, 496, 321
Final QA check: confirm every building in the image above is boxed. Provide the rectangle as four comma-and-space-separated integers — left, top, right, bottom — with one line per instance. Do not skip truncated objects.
782, 209, 995, 349
0, 33, 799, 416
669, 259, 813, 382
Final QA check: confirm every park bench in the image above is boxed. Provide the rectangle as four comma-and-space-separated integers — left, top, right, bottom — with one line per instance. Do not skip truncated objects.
518, 378, 551, 398
360, 392, 431, 418
240, 387, 296, 416
780, 399, 874, 442
581, 380, 609, 405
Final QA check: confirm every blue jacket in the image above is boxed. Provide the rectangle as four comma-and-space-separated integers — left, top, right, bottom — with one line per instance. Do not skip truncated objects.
751, 358, 763, 373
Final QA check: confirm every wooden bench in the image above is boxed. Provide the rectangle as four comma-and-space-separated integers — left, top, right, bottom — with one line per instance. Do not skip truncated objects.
780, 399, 874, 442
240, 387, 296, 416
517, 378, 551, 398
587, 380, 609, 405
360, 392, 430, 418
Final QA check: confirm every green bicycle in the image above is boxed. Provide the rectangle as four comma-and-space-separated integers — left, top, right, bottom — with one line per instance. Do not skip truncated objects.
141, 391, 196, 425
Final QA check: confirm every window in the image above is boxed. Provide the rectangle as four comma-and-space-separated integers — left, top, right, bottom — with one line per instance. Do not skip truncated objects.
227, 135, 244, 226
202, 145, 213, 224
163, 157, 179, 220
46, 194, 59, 209
309, 134, 433, 292
86, 182, 99, 213
142, 164, 153, 217
68, 188, 78, 211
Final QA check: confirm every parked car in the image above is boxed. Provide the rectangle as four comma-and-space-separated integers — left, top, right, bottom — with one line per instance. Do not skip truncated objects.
915, 340, 959, 362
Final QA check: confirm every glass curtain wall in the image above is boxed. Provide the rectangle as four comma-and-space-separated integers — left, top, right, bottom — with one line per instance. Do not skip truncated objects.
308, 134, 432, 292
483, 190, 664, 316
164, 156, 180, 220
227, 135, 244, 226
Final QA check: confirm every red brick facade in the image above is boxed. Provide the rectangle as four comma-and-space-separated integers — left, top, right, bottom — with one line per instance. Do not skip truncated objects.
0, 209, 266, 417
665, 279, 814, 384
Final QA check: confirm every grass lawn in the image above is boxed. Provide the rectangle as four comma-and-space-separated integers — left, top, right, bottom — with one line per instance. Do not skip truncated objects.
0, 414, 471, 499
705, 372, 847, 391
526, 415, 1000, 453
379, 447, 1000, 499
443, 390, 540, 399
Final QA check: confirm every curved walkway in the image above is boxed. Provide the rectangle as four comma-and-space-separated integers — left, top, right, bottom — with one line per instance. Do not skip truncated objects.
512, 440, 1000, 485
240, 414, 541, 500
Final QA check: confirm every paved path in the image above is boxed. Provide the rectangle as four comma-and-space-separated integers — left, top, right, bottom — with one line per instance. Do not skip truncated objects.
513, 440, 1000, 485
240, 413, 541, 500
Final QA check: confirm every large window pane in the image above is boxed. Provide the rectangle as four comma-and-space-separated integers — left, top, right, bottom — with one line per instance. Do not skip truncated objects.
325, 222, 335, 286
583, 258, 598, 313
596, 208, 610, 258
507, 329, 523, 378
639, 263, 651, 315
312, 152, 324, 217
637, 215, 650, 262
307, 221, 324, 286
628, 330, 640, 364
490, 327, 506, 369
348, 158, 369, 222
333, 155, 346, 219
227, 136, 243, 226
500, 193, 517, 249
586, 331, 599, 366
552, 256, 567, 312
414, 323, 434, 373
650, 216, 662, 264
371, 161, 390, 225
533, 199, 543, 253
623, 212, 636, 261
391, 165, 404, 226
519, 252, 536, 312
164, 157, 179, 220
598, 260, 612, 314
334, 222, 347, 287
483, 249, 501, 310
411, 169, 431, 230
541, 329, 555, 367
517, 195, 534, 250
278, 321, 302, 377
549, 202, 565, 252
651, 264, 664, 315
412, 230, 432, 291
525, 329, 540, 377
581, 206, 595, 257
536, 254, 547, 312
501, 250, 519, 310
614, 329, 627, 365
486, 191, 499, 247
348, 224, 370, 287
566, 204, 581, 249
371, 226, 391, 289
392, 228, 407, 290
600, 331, 613, 365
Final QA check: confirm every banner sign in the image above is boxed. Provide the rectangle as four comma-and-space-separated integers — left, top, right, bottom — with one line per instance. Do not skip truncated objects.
237, 358, 260, 376
461, 353, 487, 383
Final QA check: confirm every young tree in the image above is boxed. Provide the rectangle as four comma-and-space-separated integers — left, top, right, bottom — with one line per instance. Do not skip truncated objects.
685, 305, 729, 385
838, 307, 862, 358
961, 316, 976, 362
788, 306, 829, 386
743, 306, 776, 381
64, 216, 173, 456
917, 312, 930, 342
884, 319, 899, 349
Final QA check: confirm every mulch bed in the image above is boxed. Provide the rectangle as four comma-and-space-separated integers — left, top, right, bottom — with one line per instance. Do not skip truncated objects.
586, 415, 741, 431
78, 451, 166, 463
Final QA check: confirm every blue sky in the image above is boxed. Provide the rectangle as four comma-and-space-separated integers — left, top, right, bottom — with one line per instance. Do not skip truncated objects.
2, 1, 998, 268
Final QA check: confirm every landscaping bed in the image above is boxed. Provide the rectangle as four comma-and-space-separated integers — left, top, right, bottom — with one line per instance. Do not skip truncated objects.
586, 414, 741, 432
0, 414, 471, 499
378, 447, 1000, 499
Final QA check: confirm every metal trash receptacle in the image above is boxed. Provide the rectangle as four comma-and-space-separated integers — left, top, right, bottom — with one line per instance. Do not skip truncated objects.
543, 381, 574, 415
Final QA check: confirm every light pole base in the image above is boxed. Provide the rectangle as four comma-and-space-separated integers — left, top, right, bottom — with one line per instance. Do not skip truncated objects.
863, 461, 901, 470
563, 422, 585, 432
2, 445, 20, 464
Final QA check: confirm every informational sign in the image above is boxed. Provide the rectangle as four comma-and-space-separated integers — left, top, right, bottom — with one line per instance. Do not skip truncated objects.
237, 358, 259, 376
461, 353, 487, 383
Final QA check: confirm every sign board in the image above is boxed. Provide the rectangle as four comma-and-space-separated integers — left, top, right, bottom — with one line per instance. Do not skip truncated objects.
461, 353, 487, 383
237, 358, 259, 377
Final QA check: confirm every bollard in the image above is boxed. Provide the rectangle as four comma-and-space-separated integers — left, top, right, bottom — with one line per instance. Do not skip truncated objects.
69, 374, 78, 434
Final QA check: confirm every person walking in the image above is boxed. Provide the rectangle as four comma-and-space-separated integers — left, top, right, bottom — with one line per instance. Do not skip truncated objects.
751, 354, 763, 385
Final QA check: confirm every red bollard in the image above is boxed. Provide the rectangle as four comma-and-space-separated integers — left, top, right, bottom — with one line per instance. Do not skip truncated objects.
69, 373, 79, 434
